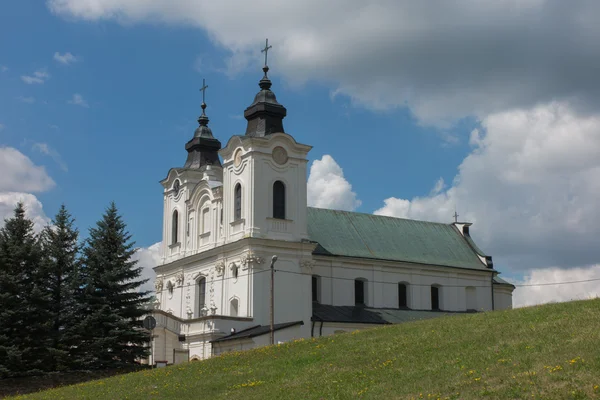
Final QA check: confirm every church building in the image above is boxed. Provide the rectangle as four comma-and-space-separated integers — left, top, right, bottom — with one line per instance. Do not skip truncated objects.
150, 44, 514, 364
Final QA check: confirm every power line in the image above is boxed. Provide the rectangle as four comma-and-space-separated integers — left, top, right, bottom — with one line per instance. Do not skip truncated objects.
272, 269, 600, 288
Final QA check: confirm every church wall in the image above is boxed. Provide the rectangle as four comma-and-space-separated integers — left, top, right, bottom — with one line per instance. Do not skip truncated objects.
313, 257, 494, 312
493, 286, 514, 310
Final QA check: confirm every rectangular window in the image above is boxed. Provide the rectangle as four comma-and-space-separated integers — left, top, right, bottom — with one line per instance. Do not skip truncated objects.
398, 283, 407, 308
312, 276, 319, 302
198, 278, 206, 309
355, 279, 365, 306
431, 286, 440, 310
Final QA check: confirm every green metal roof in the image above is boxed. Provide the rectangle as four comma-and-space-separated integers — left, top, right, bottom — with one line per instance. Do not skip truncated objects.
307, 207, 489, 271
312, 303, 467, 325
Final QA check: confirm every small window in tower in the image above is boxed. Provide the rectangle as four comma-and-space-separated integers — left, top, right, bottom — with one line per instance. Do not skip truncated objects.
230, 298, 239, 317
234, 183, 242, 221
273, 180, 286, 219
171, 210, 179, 245
198, 277, 206, 310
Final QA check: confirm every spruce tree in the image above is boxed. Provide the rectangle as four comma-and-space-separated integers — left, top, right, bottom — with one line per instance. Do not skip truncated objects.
78, 202, 151, 369
0, 203, 50, 377
40, 205, 81, 371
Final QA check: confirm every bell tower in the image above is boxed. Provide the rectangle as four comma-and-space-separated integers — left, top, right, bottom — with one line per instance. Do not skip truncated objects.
220, 39, 312, 243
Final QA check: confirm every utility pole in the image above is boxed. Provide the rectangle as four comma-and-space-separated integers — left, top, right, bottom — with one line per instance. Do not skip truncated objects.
270, 255, 278, 345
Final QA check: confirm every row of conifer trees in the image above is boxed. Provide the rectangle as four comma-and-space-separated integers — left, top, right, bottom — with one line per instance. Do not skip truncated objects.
0, 202, 152, 378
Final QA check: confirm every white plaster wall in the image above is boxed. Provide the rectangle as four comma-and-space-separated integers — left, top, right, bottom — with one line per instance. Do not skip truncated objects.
494, 286, 514, 310
313, 258, 496, 312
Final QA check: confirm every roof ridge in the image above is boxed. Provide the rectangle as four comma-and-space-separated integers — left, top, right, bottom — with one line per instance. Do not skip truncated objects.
307, 206, 453, 226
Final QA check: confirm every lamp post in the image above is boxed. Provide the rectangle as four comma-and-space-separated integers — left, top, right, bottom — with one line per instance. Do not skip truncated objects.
270, 255, 278, 345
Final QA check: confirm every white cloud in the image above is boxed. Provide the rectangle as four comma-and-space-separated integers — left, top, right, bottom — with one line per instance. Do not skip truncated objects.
307, 155, 361, 211
47, 0, 600, 126
0, 192, 50, 232
374, 101, 600, 272
21, 69, 50, 85
0, 147, 55, 192
513, 264, 600, 308
0, 65, 8, 72
132, 242, 161, 293
53, 51, 79, 65
32, 142, 68, 172
67, 93, 89, 108
17, 96, 35, 104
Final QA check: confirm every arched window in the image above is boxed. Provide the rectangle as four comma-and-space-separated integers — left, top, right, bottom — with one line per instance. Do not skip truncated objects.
431, 285, 441, 311
198, 277, 206, 310
171, 210, 179, 244
234, 183, 242, 220
355, 278, 367, 306
230, 298, 239, 317
398, 283, 408, 308
273, 180, 286, 219
466, 286, 477, 311
312, 275, 321, 303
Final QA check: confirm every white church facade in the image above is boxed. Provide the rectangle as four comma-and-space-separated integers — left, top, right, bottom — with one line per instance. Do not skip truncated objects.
150, 57, 514, 364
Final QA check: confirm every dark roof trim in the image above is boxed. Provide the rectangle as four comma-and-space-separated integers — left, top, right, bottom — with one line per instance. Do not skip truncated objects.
311, 252, 497, 274
210, 321, 304, 343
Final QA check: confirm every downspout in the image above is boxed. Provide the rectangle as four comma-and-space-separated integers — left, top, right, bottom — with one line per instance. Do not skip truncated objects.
491, 273, 495, 311
319, 321, 324, 337
311, 320, 315, 338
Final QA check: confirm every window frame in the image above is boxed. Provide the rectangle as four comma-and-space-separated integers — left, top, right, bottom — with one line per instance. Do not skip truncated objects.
234, 183, 242, 221
273, 180, 286, 219
171, 210, 179, 245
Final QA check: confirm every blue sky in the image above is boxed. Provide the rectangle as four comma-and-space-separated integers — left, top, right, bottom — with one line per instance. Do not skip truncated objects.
0, 0, 475, 247
2, 1, 600, 306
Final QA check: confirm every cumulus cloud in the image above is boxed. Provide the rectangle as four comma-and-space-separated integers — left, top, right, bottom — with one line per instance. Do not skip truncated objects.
132, 242, 161, 293
21, 69, 50, 85
307, 155, 361, 211
47, 0, 600, 126
0, 192, 50, 232
0, 147, 55, 192
17, 96, 35, 104
53, 51, 79, 65
513, 264, 600, 308
67, 93, 89, 108
375, 101, 600, 273
32, 142, 68, 172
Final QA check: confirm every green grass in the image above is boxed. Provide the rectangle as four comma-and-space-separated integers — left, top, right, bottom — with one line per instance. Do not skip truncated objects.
13, 299, 600, 399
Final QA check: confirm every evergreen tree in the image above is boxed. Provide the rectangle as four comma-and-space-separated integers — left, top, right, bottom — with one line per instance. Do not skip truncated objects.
40, 205, 81, 371
77, 202, 151, 369
0, 203, 50, 377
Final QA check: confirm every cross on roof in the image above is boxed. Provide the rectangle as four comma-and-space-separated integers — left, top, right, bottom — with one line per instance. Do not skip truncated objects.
261, 38, 272, 66
453, 210, 459, 223
199, 78, 208, 103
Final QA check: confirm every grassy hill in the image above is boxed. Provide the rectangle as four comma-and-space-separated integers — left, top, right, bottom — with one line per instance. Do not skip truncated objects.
11, 299, 600, 400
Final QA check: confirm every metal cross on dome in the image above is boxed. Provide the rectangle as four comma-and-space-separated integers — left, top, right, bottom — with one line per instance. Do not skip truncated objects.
199, 78, 208, 104
453, 210, 459, 223
261, 38, 272, 66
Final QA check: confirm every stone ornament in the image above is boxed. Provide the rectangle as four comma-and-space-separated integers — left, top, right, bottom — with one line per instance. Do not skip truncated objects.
241, 251, 265, 270
176, 272, 185, 286
300, 259, 316, 274
215, 261, 225, 276
272, 146, 288, 165
154, 278, 164, 292
234, 148, 242, 167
